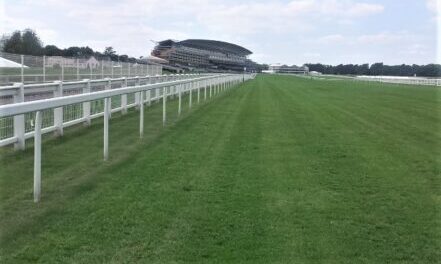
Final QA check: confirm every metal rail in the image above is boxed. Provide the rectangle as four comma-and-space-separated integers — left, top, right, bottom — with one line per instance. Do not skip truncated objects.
0, 73, 256, 202
0, 74, 211, 147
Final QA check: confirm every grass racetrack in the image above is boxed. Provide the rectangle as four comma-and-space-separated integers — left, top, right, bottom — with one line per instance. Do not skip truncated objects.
1, 75, 440, 263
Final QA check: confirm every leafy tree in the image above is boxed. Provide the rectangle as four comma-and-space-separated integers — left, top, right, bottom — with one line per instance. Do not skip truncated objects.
103, 47, 119, 61
2, 29, 43, 55
21, 29, 43, 55
2, 31, 23, 54
63, 46, 81, 57
370, 62, 384, 75
118, 54, 129, 62
80, 46, 94, 57
0, 35, 8, 51
44, 45, 63, 56
305, 62, 441, 77
104, 47, 116, 56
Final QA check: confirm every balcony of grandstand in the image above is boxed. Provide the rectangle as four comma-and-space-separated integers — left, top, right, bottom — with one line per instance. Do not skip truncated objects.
151, 39, 259, 73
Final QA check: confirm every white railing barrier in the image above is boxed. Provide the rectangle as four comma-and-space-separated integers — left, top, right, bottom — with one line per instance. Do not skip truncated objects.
0, 73, 256, 202
355, 76, 441, 86
0, 74, 213, 148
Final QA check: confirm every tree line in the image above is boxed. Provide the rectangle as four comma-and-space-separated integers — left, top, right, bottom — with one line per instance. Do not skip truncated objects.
0, 29, 139, 63
305, 62, 441, 77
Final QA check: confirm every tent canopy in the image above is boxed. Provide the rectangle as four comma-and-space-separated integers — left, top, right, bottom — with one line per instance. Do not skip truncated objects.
0, 57, 28, 68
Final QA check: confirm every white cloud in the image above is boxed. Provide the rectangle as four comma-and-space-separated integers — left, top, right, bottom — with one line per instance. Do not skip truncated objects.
249, 52, 272, 62
1, 8, 58, 45
318, 34, 346, 44
196, 0, 384, 35
357, 32, 407, 44
399, 44, 429, 56
345, 2, 384, 17
313, 0, 383, 17
429, 1, 441, 63
426, 0, 440, 13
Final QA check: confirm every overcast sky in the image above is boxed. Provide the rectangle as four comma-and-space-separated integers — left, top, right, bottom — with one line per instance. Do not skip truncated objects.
1, 0, 439, 65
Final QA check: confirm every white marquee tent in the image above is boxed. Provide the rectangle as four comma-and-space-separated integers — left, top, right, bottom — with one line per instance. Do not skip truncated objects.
0, 57, 28, 68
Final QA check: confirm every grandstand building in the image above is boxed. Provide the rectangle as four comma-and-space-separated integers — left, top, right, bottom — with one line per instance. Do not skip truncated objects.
152, 39, 258, 72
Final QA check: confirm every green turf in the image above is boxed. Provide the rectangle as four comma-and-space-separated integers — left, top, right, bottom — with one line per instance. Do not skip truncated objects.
1, 75, 440, 263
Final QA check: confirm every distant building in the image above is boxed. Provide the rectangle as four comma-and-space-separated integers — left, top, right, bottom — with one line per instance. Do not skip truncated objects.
152, 39, 258, 72
46, 56, 75, 68
309, 71, 322, 75
46, 56, 99, 69
84, 57, 99, 69
268, 64, 309, 74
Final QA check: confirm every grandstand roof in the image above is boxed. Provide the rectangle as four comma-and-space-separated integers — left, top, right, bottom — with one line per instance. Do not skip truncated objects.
157, 39, 252, 56
179, 39, 252, 56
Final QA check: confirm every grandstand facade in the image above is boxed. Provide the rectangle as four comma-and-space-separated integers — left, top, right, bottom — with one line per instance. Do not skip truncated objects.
152, 39, 259, 72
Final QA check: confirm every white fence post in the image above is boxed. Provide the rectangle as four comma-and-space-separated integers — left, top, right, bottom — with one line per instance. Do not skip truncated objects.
53, 80, 64, 136
76, 58, 80, 80
135, 76, 140, 109
178, 84, 182, 116
83, 79, 91, 126
147, 88, 151, 106
13, 83, 25, 150
147, 77, 152, 106
111, 61, 114, 78
101, 61, 104, 79
139, 91, 144, 138
34, 110, 42, 202
163, 86, 167, 126
197, 81, 200, 104
189, 82, 192, 109
105, 78, 112, 118
43, 55, 46, 83
61, 60, 64, 81
121, 77, 128, 114
204, 80, 207, 100
103, 97, 110, 161
20, 55, 24, 83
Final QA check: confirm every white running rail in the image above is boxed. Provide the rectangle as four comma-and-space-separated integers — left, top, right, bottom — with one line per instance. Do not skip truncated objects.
0, 74, 220, 147
356, 75, 441, 86
0, 73, 256, 202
